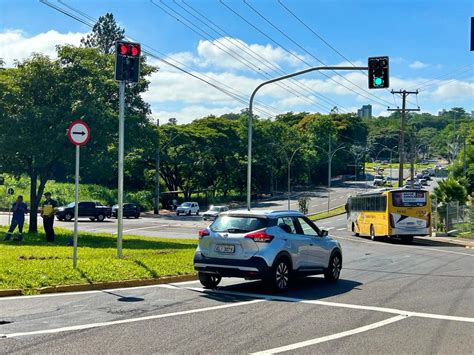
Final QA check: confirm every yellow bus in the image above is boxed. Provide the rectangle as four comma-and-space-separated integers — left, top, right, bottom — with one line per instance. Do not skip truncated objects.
346, 189, 432, 243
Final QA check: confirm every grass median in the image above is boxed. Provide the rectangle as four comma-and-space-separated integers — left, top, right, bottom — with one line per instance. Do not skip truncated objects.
308, 205, 346, 221
0, 225, 197, 294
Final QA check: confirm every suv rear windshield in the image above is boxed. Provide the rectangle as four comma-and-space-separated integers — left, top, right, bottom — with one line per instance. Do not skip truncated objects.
211, 215, 269, 233
392, 191, 427, 207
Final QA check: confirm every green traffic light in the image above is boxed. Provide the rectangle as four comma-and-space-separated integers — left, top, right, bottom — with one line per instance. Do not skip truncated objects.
374, 77, 383, 86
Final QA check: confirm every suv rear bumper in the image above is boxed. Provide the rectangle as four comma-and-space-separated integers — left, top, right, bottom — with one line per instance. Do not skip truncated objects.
193, 252, 271, 279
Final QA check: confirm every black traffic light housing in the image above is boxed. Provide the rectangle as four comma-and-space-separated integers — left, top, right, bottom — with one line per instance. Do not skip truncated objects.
368, 56, 389, 89
115, 41, 141, 82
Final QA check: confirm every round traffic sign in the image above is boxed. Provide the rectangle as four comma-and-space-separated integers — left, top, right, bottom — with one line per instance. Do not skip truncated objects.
7, 187, 14, 195
67, 120, 90, 146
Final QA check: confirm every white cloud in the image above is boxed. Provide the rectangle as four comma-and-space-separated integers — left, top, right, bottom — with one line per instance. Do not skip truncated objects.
195, 37, 306, 71
0, 29, 85, 67
409, 61, 429, 69
430, 80, 474, 101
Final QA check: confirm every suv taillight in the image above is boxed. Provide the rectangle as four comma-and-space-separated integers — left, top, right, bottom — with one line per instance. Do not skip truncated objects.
245, 230, 274, 243
198, 229, 210, 239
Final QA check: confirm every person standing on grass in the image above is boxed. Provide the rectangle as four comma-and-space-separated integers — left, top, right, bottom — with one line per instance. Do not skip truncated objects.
41, 192, 58, 242
4, 195, 28, 241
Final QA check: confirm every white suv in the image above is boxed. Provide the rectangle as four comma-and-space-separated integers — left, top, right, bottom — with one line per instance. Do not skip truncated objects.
176, 202, 200, 216
194, 210, 342, 292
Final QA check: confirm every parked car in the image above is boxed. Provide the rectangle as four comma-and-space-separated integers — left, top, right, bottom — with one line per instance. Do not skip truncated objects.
419, 178, 429, 186
56, 201, 112, 222
202, 205, 229, 221
176, 202, 200, 216
112, 203, 140, 219
405, 180, 422, 189
427, 168, 435, 176
194, 210, 343, 292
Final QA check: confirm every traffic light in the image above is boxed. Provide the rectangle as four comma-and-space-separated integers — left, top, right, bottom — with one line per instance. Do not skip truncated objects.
0, 176, 4, 185
368, 56, 389, 89
115, 41, 141, 82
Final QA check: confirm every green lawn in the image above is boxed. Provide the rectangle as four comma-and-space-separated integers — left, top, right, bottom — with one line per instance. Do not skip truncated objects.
308, 205, 346, 221
0, 225, 197, 294
365, 162, 433, 170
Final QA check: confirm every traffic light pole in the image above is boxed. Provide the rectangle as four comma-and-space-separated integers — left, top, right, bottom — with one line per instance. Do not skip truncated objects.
117, 80, 125, 258
247, 66, 367, 211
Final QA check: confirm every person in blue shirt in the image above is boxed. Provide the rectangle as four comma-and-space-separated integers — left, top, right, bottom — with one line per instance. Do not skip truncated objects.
5, 195, 29, 241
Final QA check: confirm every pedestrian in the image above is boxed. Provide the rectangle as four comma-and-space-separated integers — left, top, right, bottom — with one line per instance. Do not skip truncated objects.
41, 192, 58, 242
4, 195, 28, 241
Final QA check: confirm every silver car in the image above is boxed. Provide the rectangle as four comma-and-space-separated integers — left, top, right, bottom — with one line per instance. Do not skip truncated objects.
194, 210, 343, 292
202, 205, 229, 221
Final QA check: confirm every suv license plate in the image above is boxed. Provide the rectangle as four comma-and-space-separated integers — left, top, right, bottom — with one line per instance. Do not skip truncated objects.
215, 244, 235, 254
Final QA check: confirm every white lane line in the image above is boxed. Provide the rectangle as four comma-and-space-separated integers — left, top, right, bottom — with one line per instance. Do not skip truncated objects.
326, 227, 335, 231
337, 228, 346, 231
0, 281, 199, 301
0, 299, 265, 338
185, 287, 474, 323
334, 235, 474, 257
251, 315, 408, 354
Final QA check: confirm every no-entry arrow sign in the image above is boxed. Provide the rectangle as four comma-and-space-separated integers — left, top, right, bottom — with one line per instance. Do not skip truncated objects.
67, 120, 90, 146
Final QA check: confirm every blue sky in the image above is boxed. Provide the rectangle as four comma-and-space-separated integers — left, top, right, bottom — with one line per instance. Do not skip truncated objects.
1, 0, 473, 122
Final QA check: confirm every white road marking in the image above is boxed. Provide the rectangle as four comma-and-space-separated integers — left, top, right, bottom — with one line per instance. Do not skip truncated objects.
337, 228, 346, 231
326, 227, 335, 231
0, 280, 199, 301
0, 299, 265, 338
186, 287, 474, 323
251, 315, 408, 354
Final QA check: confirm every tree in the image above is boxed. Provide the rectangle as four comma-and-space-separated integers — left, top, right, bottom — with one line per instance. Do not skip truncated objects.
81, 13, 125, 54
433, 177, 468, 205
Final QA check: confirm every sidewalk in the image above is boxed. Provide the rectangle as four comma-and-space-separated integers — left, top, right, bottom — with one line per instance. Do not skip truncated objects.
422, 235, 474, 248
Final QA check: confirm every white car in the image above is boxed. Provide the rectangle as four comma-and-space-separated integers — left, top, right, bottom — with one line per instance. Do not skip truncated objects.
176, 202, 200, 216
202, 205, 229, 221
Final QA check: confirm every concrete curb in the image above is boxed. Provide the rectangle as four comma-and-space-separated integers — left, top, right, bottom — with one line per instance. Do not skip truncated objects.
0, 289, 23, 297
308, 205, 346, 221
0, 274, 197, 297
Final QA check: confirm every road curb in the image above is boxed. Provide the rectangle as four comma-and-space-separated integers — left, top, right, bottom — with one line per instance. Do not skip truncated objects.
0, 274, 197, 297
0, 289, 23, 297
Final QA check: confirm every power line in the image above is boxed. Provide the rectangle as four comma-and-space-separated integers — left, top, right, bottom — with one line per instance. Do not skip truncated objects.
415, 67, 474, 92
177, 0, 345, 112
406, 64, 473, 90
240, 0, 394, 107
42, 0, 279, 118
276, 0, 415, 106
151, 0, 335, 113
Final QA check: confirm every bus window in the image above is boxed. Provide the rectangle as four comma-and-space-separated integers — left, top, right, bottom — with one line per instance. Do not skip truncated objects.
392, 191, 426, 207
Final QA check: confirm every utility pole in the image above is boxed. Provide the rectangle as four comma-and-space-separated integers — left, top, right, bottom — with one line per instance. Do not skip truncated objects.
154, 119, 160, 215
410, 132, 416, 188
387, 90, 420, 188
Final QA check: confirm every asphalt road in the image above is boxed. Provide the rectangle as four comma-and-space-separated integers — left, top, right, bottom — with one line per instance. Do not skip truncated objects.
1, 221, 473, 354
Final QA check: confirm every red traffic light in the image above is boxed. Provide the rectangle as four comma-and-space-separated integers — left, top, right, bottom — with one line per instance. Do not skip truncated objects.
117, 42, 141, 57
119, 44, 128, 55
131, 45, 140, 56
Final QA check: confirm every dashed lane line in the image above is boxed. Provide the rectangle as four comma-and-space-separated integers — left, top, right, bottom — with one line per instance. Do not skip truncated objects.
251, 315, 408, 354
0, 299, 265, 338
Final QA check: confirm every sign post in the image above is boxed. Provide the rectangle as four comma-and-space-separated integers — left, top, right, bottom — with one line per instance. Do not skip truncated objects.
67, 120, 90, 269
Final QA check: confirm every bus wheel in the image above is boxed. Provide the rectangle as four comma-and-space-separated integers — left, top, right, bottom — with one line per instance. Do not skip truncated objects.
370, 225, 376, 241
401, 236, 413, 244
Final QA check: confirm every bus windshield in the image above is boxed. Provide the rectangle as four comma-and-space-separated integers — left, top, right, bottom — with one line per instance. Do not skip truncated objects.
392, 191, 427, 207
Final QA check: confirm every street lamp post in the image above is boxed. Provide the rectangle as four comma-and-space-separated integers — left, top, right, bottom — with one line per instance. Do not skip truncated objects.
246, 65, 368, 210
373, 143, 397, 184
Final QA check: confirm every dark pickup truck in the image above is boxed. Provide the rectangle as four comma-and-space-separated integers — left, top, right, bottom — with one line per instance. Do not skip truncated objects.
56, 201, 112, 222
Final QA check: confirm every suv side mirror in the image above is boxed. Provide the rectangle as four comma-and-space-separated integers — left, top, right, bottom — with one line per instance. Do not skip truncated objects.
321, 229, 328, 237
